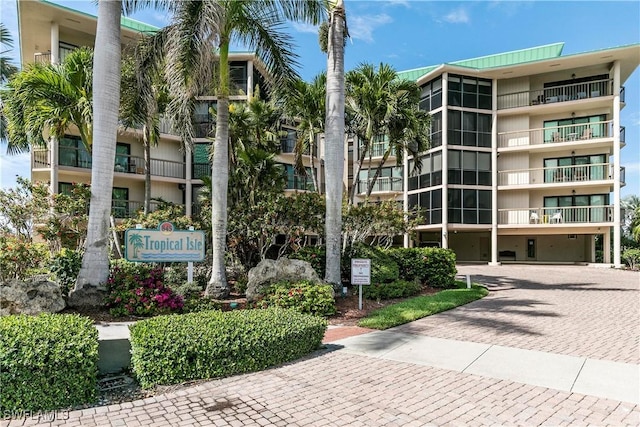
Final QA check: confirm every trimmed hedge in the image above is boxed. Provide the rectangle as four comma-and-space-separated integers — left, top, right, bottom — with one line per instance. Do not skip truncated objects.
261, 281, 336, 316
388, 247, 457, 288
343, 244, 399, 284
129, 308, 327, 389
0, 314, 98, 412
362, 279, 422, 300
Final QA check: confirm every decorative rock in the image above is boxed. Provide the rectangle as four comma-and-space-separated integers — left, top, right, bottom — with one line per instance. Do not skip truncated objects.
246, 258, 323, 301
67, 285, 107, 308
0, 276, 66, 315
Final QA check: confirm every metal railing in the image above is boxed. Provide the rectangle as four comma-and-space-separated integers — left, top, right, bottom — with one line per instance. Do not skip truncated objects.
357, 176, 403, 194
498, 120, 613, 148
110, 199, 172, 219
359, 141, 391, 158
497, 79, 613, 110
192, 163, 211, 179
32, 149, 51, 168
498, 163, 612, 186
498, 205, 613, 225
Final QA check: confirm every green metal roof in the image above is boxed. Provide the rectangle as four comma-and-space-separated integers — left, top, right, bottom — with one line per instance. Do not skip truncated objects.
398, 42, 565, 81
41, 0, 159, 33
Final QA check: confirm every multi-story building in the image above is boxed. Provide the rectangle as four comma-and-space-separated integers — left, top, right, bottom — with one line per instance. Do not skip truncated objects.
19, 1, 639, 267
19, 0, 320, 219
355, 43, 639, 267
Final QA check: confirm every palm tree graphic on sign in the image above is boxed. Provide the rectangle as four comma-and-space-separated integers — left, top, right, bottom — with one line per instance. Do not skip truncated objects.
128, 233, 144, 259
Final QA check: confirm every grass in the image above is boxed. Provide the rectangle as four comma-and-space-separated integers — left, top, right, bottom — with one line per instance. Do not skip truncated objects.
357, 281, 488, 330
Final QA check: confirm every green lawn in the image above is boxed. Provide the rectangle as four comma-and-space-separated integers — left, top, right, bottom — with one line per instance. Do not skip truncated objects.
357, 281, 488, 330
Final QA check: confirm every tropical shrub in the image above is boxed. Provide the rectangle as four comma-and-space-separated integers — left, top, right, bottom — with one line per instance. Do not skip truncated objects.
388, 247, 457, 288
129, 308, 327, 388
105, 260, 183, 317
289, 246, 326, 278
260, 280, 336, 316
0, 236, 49, 282
0, 314, 98, 412
343, 243, 399, 284
362, 279, 422, 301
49, 248, 83, 296
622, 248, 640, 270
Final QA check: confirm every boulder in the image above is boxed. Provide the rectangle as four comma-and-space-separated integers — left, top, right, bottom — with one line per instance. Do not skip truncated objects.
67, 285, 107, 309
246, 258, 323, 301
0, 276, 66, 316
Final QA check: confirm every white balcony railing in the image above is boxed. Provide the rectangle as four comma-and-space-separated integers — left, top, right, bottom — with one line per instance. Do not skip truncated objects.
498, 163, 612, 186
499, 205, 613, 226
498, 120, 616, 148
497, 79, 613, 110
357, 176, 403, 194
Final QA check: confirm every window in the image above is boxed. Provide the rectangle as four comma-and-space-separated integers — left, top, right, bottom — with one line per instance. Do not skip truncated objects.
408, 152, 443, 190
114, 144, 131, 173
192, 144, 211, 179
543, 154, 607, 183
448, 74, 492, 110
430, 112, 442, 148
194, 101, 217, 138
447, 150, 491, 186
448, 111, 491, 147
358, 167, 402, 193
111, 187, 130, 219
419, 77, 443, 112
283, 164, 313, 191
229, 62, 248, 94
543, 194, 610, 223
59, 136, 91, 168
408, 189, 442, 224
448, 189, 491, 224
543, 114, 606, 143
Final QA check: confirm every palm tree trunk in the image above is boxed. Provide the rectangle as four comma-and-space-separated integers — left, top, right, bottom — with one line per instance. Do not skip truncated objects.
73, 0, 121, 302
348, 142, 369, 205
143, 124, 151, 215
205, 39, 230, 299
324, 0, 346, 289
366, 148, 391, 197
309, 132, 319, 192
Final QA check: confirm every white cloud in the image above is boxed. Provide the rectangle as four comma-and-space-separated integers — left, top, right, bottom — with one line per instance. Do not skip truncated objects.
443, 7, 470, 24
349, 14, 393, 43
384, 0, 411, 8
291, 22, 319, 34
624, 161, 640, 173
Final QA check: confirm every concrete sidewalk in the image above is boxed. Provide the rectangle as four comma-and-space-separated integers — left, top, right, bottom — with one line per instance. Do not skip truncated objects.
332, 330, 640, 405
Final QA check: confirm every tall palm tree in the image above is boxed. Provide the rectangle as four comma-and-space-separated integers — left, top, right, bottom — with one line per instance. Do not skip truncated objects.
1, 23, 18, 142
1, 47, 94, 154
323, 0, 347, 288
345, 62, 429, 204
120, 34, 169, 214
74, 0, 124, 298
282, 73, 326, 193
164, 0, 324, 298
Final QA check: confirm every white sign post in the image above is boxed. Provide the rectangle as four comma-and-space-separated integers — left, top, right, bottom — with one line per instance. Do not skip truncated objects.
351, 258, 371, 310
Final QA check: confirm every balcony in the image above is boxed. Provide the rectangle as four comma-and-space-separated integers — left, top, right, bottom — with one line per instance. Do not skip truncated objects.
111, 199, 181, 219
357, 176, 403, 194
498, 163, 612, 187
280, 138, 316, 156
359, 141, 392, 159
498, 120, 618, 149
32, 149, 51, 168
497, 79, 613, 110
498, 205, 613, 226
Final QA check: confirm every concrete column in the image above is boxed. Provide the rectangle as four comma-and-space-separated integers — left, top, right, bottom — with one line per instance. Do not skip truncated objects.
50, 22, 59, 64
50, 137, 58, 194
603, 230, 611, 264
185, 145, 193, 217
441, 73, 448, 248
490, 78, 499, 265
590, 234, 596, 263
247, 60, 254, 99
612, 61, 622, 268
403, 139, 409, 248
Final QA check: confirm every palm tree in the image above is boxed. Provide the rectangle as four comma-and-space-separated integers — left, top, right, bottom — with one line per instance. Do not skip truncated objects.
345, 62, 429, 204
128, 232, 144, 259
164, 0, 324, 298
1, 47, 94, 154
120, 34, 169, 214
323, 0, 347, 288
282, 73, 326, 193
1, 23, 18, 142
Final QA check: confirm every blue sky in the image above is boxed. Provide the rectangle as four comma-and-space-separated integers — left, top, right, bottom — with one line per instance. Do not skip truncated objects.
1, 0, 639, 197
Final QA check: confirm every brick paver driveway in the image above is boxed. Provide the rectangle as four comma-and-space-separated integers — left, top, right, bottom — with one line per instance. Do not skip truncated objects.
4, 265, 638, 426
397, 264, 639, 364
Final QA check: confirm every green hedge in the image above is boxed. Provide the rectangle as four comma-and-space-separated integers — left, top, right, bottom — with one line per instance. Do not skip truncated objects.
343, 244, 399, 284
129, 308, 327, 389
388, 247, 457, 288
0, 314, 98, 412
362, 279, 422, 300
289, 247, 326, 278
261, 281, 336, 316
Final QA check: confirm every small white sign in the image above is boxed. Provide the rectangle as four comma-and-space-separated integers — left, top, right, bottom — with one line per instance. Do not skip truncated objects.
351, 258, 371, 285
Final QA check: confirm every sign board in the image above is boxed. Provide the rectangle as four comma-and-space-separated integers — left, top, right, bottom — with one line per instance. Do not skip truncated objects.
125, 222, 205, 262
351, 258, 371, 285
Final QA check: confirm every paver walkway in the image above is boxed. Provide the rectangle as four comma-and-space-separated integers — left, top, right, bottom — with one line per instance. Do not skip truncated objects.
3, 265, 639, 426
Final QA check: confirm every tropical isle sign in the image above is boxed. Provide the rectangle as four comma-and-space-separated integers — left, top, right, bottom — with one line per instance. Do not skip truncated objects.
125, 222, 205, 262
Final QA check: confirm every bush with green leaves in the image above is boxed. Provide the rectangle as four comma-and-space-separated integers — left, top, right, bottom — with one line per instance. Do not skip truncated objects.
622, 248, 640, 270
49, 248, 83, 296
343, 243, 399, 284
362, 279, 422, 301
0, 314, 98, 412
260, 280, 336, 316
105, 260, 183, 317
387, 247, 457, 288
0, 236, 50, 282
129, 308, 327, 388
